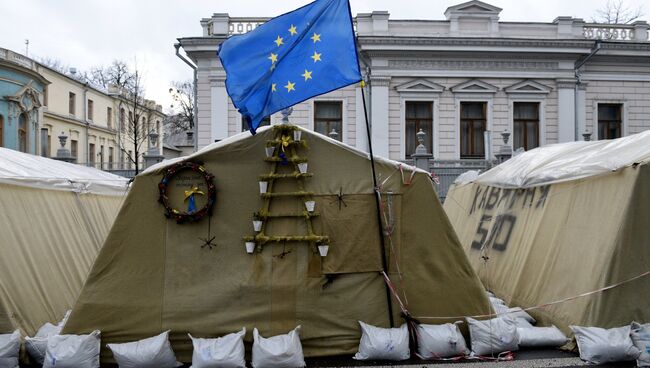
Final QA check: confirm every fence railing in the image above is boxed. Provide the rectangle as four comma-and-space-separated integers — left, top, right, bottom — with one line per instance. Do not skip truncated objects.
403, 159, 493, 202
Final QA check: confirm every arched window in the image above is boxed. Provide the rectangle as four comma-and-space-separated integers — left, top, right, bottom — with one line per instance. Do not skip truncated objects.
18, 113, 28, 153
0, 115, 4, 147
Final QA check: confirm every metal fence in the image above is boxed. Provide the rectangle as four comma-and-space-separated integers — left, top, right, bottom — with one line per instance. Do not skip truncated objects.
404, 159, 493, 202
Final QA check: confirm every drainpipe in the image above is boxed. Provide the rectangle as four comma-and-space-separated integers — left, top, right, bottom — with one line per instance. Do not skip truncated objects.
175, 43, 198, 152
574, 40, 601, 141
83, 83, 90, 165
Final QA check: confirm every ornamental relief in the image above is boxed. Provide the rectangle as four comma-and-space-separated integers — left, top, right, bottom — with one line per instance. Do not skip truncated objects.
388, 60, 558, 71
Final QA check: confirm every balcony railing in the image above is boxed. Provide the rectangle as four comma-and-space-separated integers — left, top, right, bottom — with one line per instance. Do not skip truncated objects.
582, 24, 639, 41
228, 17, 268, 35
0, 47, 37, 70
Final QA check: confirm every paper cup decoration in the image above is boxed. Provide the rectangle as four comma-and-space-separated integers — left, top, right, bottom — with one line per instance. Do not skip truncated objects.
305, 200, 316, 212
265, 146, 275, 157
259, 181, 268, 194
293, 130, 302, 141
245, 242, 256, 254
298, 163, 308, 174
318, 245, 329, 257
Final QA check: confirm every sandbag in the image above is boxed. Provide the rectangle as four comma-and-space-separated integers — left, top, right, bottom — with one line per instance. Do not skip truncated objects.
466, 317, 519, 356
189, 328, 246, 368
252, 326, 305, 368
515, 318, 533, 328
416, 323, 468, 359
25, 322, 63, 365
517, 326, 568, 347
353, 322, 410, 361
505, 307, 535, 324
0, 330, 21, 368
570, 325, 640, 365
43, 330, 101, 368
107, 331, 180, 368
631, 322, 650, 367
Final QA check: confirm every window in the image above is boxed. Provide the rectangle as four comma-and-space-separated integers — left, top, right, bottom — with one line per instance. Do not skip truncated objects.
120, 108, 126, 132
89, 143, 95, 165
69, 92, 76, 115
598, 103, 622, 140
513, 102, 540, 151
156, 120, 160, 134
71, 139, 78, 159
241, 116, 270, 132
405, 101, 433, 157
88, 99, 94, 121
314, 101, 342, 141
108, 147, 114, 170
99, 145, 104, 169
128, 111, 133, 126
0, 115, 4, 147
18, 113, 28, 153
107, 107, 113, 129
460, 102, 486, 159
127, 150, 133, 169
40, 128, 50, 157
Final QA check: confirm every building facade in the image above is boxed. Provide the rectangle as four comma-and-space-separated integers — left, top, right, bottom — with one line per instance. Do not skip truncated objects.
0, 48, 47, 155
0, 46, 164, 173
178, 0, 650, 166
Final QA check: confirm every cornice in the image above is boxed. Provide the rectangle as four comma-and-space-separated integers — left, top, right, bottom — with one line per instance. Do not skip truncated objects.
388, 59, 558, 71
369, 76, 391, 86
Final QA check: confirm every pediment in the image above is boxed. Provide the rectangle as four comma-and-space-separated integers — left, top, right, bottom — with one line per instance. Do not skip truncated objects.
450, 79, 498, 93
445, 1, 502, 18
505, 80, 552, 94
395, 79, 445, 94
5, 80, 42, 111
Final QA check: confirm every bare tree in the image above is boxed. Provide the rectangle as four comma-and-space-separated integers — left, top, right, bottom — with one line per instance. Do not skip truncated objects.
593, 0, 643, 24
116, 69, 152, 175
166, 80, 195, 134
88, 60, 136, 91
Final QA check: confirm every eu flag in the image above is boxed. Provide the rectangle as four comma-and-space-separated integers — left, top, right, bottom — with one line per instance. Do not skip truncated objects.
218, 0, 361, 134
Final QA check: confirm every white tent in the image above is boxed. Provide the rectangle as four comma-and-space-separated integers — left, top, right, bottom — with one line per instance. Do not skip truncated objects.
0, 148, 129, 335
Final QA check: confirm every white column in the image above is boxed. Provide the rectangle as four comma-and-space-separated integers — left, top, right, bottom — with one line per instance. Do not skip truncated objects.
210, 78, 229, 142
370, 77, 390, 158
355, 85, 369, 153
576, 84, 587, 139
556, 80, 576, 143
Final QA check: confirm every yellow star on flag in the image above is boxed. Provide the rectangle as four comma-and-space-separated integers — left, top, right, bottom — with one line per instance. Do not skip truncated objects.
274, 35, 284, 47
302, 69, 313, 81
289, 25, 298, 36
311, 33, 321, 43
284, 80, 295, 92
268, 53, 278, 63
311, 51, 322, 62
272, 83, 277, 92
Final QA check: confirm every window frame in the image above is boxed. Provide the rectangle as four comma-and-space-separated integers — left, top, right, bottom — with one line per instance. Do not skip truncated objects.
596, 103, 623, 140
40, 127, 50, 157
71, 139, 78, 159
512, 101, 541, 151
69, 92, 76, 116
87, 99, 94, 121
459, 101, 488, 159
89, 143, 96, 165
18, 113, 28, 153
313, 100, 344, 141
403, 100, 434, 158
107, 107, 113, 129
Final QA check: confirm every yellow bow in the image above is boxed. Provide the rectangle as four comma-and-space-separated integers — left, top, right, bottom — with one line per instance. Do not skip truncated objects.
281, 135, 291, 152
184, 186, 205, 201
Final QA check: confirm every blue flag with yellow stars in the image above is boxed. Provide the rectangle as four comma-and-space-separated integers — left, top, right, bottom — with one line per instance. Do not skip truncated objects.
218, 0, 361, 134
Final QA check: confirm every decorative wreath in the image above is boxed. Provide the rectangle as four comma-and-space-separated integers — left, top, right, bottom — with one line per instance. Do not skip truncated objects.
158, 161, 216, 224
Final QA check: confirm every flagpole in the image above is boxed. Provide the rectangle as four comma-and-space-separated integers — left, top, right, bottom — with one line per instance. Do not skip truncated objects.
360, 79, 395, 328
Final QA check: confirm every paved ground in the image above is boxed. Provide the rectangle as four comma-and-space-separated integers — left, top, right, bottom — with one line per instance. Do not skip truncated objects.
54, 349, 635, 368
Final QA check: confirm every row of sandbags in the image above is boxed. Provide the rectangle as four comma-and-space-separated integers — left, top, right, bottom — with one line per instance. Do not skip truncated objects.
488, 292, 650, 366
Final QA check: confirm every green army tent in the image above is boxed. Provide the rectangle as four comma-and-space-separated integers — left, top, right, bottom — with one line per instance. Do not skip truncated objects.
444, 130, 650, 336
62, 124, 489, 362
0, 147, 128, 336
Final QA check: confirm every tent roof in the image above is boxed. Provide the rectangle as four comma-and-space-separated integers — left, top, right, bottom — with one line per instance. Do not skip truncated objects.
473, 130, 650, 188
145, 125, 427, 175
0, 148, 129, 195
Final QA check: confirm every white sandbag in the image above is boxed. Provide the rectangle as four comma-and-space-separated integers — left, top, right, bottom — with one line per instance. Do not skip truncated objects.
517, 326, 568, 347
466, 316, 519, 356
43, 330, 101, 368
515, 318, 533, 329
25, 322, 64, 365
0, 330, 21, 368
353, 322, 410, 361
630, 322, 650, 367
108, 330, 181, 368
189, 328, 246, 368
252, 326, 305, 368
416, 323, 468, 359
505, 307, 536, 324
570, 325, 640, 365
